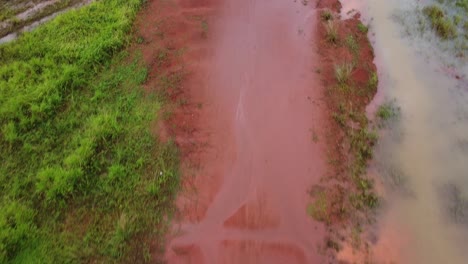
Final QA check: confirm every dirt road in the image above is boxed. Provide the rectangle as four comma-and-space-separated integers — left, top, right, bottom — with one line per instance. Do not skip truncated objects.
148, 0, 329, 263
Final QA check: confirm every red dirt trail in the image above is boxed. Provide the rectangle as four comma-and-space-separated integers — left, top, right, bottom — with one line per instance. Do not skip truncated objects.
146, 0, 330, 263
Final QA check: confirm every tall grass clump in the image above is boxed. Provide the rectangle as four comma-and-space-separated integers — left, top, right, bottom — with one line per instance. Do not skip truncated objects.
325, 20, 339, 44
423, 5, 457, 39
334, 62, 354, 85
0, 0, 180, 262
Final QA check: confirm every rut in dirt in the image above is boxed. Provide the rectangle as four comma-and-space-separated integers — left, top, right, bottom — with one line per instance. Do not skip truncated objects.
165, 0, 328, 263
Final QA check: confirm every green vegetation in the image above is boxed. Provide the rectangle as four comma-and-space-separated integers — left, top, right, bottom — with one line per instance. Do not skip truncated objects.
422, 5, 457, 39
437, 0, 468, 12
345, 35, 359, 54
334, 62, 354, 85
0, 0, 179, 262
307, 190, 329, 223
325, 20, 339, 44
367, 71, 378, 91
357, 22, 368, 34
376, 101, 399, 121
376, 100, 400, 129
310, 15, 380, 236
321, 9, 333, 21
0, 6, 13, 22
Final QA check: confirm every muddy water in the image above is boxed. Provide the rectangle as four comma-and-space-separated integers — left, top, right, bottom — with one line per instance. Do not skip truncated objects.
344, 0, 468, 263
166, 0, 327, 263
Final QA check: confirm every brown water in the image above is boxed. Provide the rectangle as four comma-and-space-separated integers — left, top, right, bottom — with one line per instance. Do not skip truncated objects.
342, 0, 468, 263
165, 0, 328, 263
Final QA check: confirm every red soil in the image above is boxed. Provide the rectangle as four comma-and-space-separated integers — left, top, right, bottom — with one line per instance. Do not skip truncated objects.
134, 0, 377, 262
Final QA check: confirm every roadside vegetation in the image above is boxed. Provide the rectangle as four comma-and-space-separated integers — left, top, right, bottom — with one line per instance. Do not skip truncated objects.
0, 0, 180, 262
308, 6, 381, 255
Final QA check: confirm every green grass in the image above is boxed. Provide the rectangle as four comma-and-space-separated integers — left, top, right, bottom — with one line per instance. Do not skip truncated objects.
0, 6, 13, 22
376, 104, 394, 120
0, 0, 180, 262
423, 5, 457, 39
376, 100, 400, 124
357, 22, 368, 34
345, 35, 359, 54
307, 190, 329, 223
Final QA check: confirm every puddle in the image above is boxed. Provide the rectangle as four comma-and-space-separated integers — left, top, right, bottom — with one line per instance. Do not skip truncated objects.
347, 0, 468, 263
165, 0, 328, 262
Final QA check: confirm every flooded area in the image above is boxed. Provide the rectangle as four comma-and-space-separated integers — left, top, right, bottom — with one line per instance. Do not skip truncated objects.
345, 0, 468, 263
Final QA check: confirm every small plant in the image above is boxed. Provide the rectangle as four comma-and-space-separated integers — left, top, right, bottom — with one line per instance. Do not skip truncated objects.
333, 112, 347, 127
334, 62, 354, 85
157, 48, 169, 66
368, 71, 378, 91
321, 10, 333, 21
136, 35, 145, 44
453, 15, 461, 26
307, 191, 329, 223
357, 22, 368, 33
345, 35, 359, 54
376, 101, 399, 121
423, 5, 444, 20
325, 21, 339, 44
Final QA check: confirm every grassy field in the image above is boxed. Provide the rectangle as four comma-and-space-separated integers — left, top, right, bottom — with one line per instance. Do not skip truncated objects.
0, 0, 180, 262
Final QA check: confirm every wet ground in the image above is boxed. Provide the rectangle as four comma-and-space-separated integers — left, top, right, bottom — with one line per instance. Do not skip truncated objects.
159, 0, 329, 263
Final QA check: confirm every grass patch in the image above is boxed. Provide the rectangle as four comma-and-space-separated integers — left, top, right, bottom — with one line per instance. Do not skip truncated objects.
334, 62, 354, 85
345, 35, 359, 54
357, 22, 368, 34
311, 16, 381, 236
376, 100, 400, 125
321, 9, 333, 21
0, 0, 180, 262
368, 71, 378, 91
423, 5, 457, 39
325, 20, 339, 44
307, 190, 329, 223
0, 6, 13, 22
